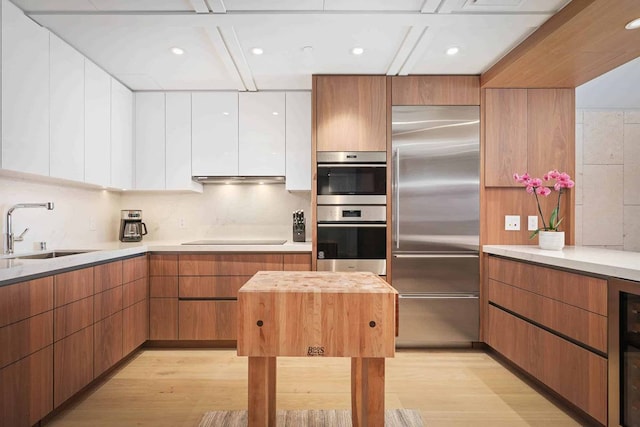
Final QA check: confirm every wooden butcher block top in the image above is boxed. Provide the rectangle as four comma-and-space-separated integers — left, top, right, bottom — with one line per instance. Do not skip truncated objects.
237, 271, 397, 358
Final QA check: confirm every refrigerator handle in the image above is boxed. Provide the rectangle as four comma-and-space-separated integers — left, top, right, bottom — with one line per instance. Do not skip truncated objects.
394, 147, 400, 250
393, 253, 479, 259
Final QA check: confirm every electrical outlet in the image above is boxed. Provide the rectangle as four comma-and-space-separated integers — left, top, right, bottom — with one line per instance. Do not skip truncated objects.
505, 215, 520, 231
178, 218, 186, 229
528, 216, 539, 231
89, 217, 96, 231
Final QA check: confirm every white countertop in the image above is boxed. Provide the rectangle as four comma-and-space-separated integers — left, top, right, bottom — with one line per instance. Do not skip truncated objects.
483, 245, 640, 282
0, 240, 312, 284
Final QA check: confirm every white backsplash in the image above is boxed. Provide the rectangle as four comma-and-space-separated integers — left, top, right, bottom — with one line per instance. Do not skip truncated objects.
0, 176, 311, 251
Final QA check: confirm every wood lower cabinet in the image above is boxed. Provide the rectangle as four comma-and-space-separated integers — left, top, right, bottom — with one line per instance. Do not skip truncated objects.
0, 311, 53, 369
94, 312, 123, 378
94, 260, 123, 293
179, 253, 283, 276
54, 296, 93, 342
283, 253, 312, 271
0, 276, 53, 328
179, 300, 237, 340
123, 300, 148, 355
149, 254, 178, 340
150, 276, 178, 297
123, 255, 148, 283
179, 276, 248, 298
150, 298, 178, 340
54, 267, 94, 307
0, 346, 53, 427
54, 326, 93, 407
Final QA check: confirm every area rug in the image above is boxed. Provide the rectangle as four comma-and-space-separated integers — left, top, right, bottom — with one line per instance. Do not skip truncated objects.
198, 409, 424, 427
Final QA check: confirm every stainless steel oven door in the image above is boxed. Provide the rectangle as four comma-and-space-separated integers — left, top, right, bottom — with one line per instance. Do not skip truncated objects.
317, 164, 386, 205
316, 223, 386, 274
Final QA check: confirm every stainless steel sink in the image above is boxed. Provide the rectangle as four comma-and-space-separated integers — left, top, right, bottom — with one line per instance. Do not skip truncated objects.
13, 250, 95, 259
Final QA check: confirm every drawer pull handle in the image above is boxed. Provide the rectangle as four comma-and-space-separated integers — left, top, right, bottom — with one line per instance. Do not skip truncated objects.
257, 320, 263, 327
369, 321, 376, 328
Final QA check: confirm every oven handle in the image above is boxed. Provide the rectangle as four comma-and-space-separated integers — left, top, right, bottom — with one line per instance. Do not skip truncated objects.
393, 253, 479, 259
317, 223, 387, 228
318, 163, 386, 168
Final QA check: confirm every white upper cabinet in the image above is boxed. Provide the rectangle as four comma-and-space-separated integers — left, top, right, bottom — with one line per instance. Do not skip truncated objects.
1, 0, 50, 175
84, 60, 111, 187
285, 92, 311, 191
239, 92, 285, 176
192, 92, 239, 177
166, 92, 202, 192
110, 78, 133, 189
134, 92, 166, 189
49, 34, 85, 181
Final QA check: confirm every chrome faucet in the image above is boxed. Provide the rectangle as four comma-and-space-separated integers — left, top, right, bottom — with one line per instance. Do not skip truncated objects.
4, 202, 54, 254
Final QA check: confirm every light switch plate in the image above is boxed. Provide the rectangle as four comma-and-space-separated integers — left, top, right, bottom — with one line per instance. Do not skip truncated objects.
505, 215, 520, 231
528, 216, 538, 231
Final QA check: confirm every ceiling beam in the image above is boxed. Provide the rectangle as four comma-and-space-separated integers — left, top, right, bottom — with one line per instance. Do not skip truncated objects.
206, 0, 227, 13
386, 25, 428, 75
188, 0, 210, 13
398, 28, 438, 75
481, 0, 640, 88
420, 0, 444, 13
204, 27, 247, 91
218, 26, 257, 91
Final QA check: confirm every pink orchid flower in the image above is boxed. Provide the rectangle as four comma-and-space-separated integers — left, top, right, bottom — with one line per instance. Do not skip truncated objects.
557, 172, 571, 182
536, 186, 551, 196
530, 178, 543, 187
526, 185, 534, 194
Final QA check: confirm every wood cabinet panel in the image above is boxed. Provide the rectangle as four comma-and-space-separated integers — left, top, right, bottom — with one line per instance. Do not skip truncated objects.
150, 276, 178, 297
316, 76, 386, 152
283, 253, 312, 271
487, 306, 606, 424
94, 312, 123, 377
484, 89, 528, 187
488, 256, 607, 315
0, 311, 53, 369
94, 261, 123, 293
527, 89, 574, 180
179, 276, 248, 298
0, 276, 53, 327
94, 287, 123, 322
54, 326, 93, 408
149, 254, 178, 276
179, 301, 237, 340
54, 296, 93, 341
54, 267, 94, 307
149, 299, 178, 340
488, 279, 607, 353
179, 254, 283, 276
123, 300, 148, 356
391, 76, 480, 106
123, 277, 148, 308
123, 255, 148, 283
0, 345, 53, 427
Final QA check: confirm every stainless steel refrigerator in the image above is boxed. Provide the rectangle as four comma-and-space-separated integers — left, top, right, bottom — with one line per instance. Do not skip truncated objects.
392, 106, 480, 347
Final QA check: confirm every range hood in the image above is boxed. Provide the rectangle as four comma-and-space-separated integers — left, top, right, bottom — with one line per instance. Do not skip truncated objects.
192, 176, 285, 184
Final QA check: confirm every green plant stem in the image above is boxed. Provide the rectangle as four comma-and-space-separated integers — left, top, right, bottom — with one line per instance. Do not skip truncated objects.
533, 191, 548, 230
555, 189, 562, 231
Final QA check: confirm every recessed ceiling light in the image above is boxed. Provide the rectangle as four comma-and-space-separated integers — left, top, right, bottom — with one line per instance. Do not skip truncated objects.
446, 47, 459, 56
272, 111, 279, 116
626, 18, 640, 30
171, 47, 185, 55
259, 182, 265, 185
351, 47, 364, 55
302, 46, 313, 53
251, 47, 264, 55
222, 111, 229, 116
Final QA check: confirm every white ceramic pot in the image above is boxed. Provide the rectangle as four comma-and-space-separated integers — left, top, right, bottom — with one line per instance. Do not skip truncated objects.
538, 231, 565, 251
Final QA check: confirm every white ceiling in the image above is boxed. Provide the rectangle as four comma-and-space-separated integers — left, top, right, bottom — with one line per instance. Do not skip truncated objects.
14, 0, 571, 91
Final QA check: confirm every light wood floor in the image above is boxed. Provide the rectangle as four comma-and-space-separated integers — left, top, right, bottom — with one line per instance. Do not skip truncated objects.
47, 349, 584, 427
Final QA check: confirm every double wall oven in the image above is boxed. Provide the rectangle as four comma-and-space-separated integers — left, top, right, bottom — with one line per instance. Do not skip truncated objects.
316, 152, 387, 275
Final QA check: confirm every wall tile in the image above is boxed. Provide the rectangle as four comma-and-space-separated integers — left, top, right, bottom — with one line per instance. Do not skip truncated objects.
624, 124, 640, 205
625, 110, 640, 124
624, 206, 640, 252
581, 164, 623, 246
575, 109, 584, 124
575, 123, 583, 205
574, 204, 583, 246
583, 111, 624, 164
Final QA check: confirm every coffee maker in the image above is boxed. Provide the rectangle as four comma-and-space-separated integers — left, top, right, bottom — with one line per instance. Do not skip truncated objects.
119, 210, 148, 242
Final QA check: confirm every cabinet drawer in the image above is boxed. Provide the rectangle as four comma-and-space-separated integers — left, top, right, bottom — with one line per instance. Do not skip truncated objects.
150, 254, 178, 276
123, 277, 148, 308
150, 276, 178, 297
94, 312, 123, 377
94, 286, 123, 322
283, 253, 311, 271
0, 345, 53, 427
54, 326, 93, 408
0, 311, 53, 369
94, 261, 123, 293
123, 255, 147, 283
488, 256, 607, 315
179, 276, 248, 298
488, 279, 607, 353
123, 300, 148, 355
179, 300, 237, 340
487, 306, 606, 424
54, 267, 94, 307
0, 276, 53, 327
54, 296, 93, 342
179, 254, 283, 276
150, 298, 178, 340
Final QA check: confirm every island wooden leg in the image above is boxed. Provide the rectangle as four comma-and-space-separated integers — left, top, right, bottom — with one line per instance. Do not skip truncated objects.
248, 356, 276, 427
351, 357, 385, 427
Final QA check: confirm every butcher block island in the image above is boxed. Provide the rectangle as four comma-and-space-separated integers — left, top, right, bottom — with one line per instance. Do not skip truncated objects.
237, 271, 397, 427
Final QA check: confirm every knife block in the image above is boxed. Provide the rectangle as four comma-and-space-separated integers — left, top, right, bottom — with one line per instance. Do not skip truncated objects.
292, 222, 305, 242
